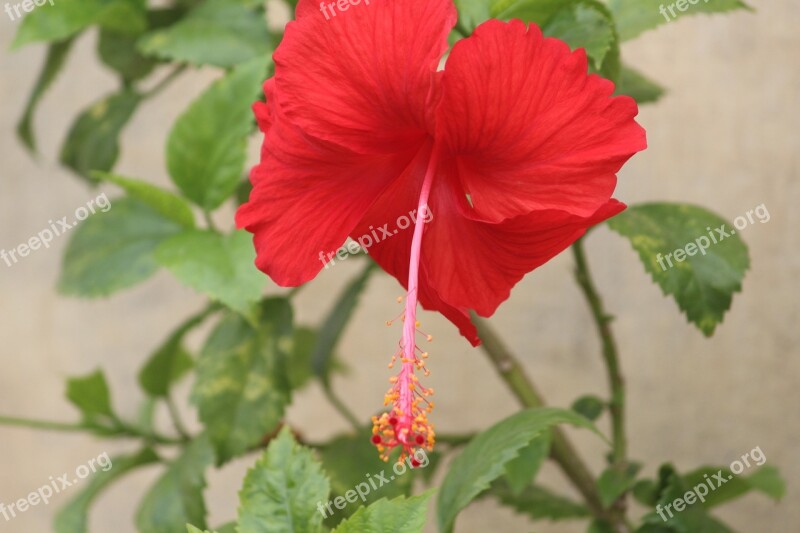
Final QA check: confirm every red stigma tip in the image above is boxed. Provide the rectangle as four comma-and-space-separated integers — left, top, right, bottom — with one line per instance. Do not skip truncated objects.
371, 435, 382, 444
415, 435, 425, 445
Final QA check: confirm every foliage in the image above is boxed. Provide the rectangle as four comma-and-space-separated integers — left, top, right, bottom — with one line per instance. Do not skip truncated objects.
5, 0, 778, 532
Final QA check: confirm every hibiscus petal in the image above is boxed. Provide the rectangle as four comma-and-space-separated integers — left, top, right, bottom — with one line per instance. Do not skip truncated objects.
236, 83, 420, 286
277, 0, 456, 153
436, 19, 646, 222
349, 145, 480, 345
423, 171, 626, 315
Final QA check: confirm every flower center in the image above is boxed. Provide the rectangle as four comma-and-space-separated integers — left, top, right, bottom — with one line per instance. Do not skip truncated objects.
371, 150, 438, 464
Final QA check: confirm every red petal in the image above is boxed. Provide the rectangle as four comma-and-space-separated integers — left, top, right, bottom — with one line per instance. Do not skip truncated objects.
276, 0, 456, 153
350, 145, 480, 345
236, 84, 420, 286
423, 175, 626, 315
436, 19, 646, 222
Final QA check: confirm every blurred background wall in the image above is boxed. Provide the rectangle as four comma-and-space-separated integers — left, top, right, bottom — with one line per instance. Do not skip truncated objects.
0, 0, 797, 531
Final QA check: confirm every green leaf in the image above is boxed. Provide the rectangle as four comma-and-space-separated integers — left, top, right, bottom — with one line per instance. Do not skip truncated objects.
332, 492, 434, 533
55, 449, 158, 533
17, 39, 75, 153
136, 435, 215, 533
680, 464, 785, 508
608, 0, 752, 42
138, 329, 195, 398
137, 0, 272, 68
65, 370, 115, 421
154, 230, 266, 317
318, 430, 415, 523
12, 0, 147, 48
607, 203, 751, 336
486, 480, 590, 521
138, 308, 215, 398
94, 172, 195, 228
453, 0, 491, 33
642, 468, 735, 532
503, 432, 550, 495
437, 407, 606, 533
312, 262, 375, 386
596, 462, 642, 508
191, 299, 293, 464
287, 327, 317, 390
238, 427, 330, 533
166, 57, 267, 210
59, 197, 184, 297
98, 29, 157, 83
571, 395, 605, 421
60, 90, 143, 181
614, 65, 666, 105
491, 0, 620, 80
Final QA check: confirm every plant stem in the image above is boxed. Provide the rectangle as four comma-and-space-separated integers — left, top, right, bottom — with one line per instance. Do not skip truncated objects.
166, 395, 191, 441
0, 415, 85, 433
572, 238, 626, 466
471, 313, 627, 529
0, 415, 184, 445
143, 64, 187, 99
323, 386, 362, 432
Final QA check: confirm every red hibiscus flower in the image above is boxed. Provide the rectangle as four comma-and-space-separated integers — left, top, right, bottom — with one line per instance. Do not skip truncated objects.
237, 0, 646, 460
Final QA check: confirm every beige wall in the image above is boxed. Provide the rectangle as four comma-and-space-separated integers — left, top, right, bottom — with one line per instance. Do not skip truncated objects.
0, 0, 797, 531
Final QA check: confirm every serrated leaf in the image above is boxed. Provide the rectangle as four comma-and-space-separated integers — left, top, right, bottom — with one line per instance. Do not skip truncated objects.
607, 203, 751, 336
17, 39, 75, 153
65, 370, 115, 421
503, 432, 550, 495
596, 462, 641, 508
641, 469, 735, 532
136, 435, 215, 533
60, 90, 142, 181
55, 449, 158, 533
318, 430, 415, 523
491, 0, 619, 80
332, 492, 433, 533
94, 172, 195, 228
59, 197, 183, 297
312, 262, 375, 386
166, 57, 267, 210
137, 0, 272, 68
437, 407, 605, 533
12, 0, 147, 48
486, 479, 590, 521
614, 65, 666, 105
608, 0, 752, 42
680, 464, 785, 508
238, 427, 330, 533
154, 230, 266, 317
191, 299, 293, 464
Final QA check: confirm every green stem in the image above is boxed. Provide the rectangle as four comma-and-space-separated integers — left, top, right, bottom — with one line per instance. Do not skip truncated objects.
471, 313, 626, 529
0, 415, 184, 445
143, 64, 187, 99
572, 238, 626, 466
166, 396, 191, 441
323, 386, 361, 432
0, 415, 85, 433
